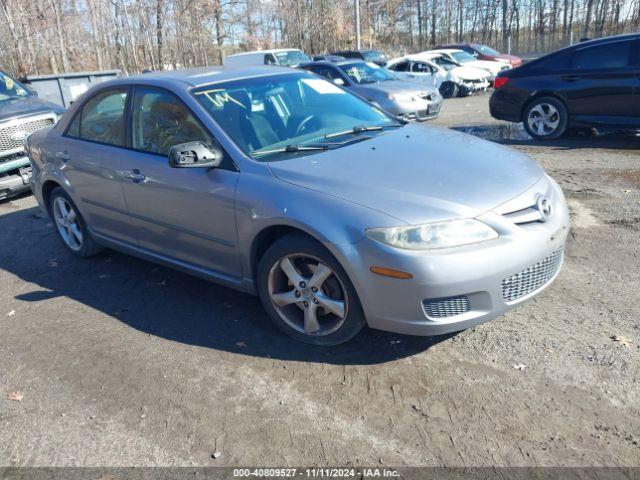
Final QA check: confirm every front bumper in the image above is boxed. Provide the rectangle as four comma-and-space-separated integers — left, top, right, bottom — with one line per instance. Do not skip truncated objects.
0, 155, 32, 200
387, 96, 443, 122
459, 78, 490, 94
334, 176, 570, 336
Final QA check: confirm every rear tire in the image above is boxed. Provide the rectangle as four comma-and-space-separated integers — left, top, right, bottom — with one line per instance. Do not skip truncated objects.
257, 233, 366, 346
523, 96, 568, 140
48, 187, 103, 258
439, 81, 459, 99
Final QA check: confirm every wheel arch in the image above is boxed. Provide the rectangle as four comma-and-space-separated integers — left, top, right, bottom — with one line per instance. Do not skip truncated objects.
250, 224, 326, 280
41, 179, 63, 214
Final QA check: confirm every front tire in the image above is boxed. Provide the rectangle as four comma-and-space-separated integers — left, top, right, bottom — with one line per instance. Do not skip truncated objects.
48, 187, 103, 258
523, 96, 568, 140
439, 81, 459, 99
257, 233, 366, 345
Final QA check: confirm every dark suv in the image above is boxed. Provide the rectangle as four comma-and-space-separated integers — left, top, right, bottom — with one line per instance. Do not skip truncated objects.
330, 50, 387, 67
0, 70, 64, 200
490, 34, 640, 140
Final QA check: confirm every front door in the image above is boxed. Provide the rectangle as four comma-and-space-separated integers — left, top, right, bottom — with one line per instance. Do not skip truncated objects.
119, 86, 241, 278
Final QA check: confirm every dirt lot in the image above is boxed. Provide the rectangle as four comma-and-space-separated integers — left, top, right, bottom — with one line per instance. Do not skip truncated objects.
0, 93, 638, 467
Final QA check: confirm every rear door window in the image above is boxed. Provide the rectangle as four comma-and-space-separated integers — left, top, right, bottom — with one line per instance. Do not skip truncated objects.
390, 61, 409, 72
78, 89, 127, 146
571, 40, 633, 70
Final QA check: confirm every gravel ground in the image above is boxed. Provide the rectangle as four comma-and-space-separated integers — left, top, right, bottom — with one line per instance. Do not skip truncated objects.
0, 93, 638, 467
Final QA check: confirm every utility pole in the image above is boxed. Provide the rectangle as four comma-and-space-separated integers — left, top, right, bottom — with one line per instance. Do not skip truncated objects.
354, 0, 361, 49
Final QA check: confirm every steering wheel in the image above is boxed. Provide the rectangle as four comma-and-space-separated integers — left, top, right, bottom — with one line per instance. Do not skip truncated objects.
294, 115, 320, 136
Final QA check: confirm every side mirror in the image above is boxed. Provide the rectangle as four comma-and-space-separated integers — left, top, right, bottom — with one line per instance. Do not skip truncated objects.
168, 141, 222, 169
333, 78, 345, 86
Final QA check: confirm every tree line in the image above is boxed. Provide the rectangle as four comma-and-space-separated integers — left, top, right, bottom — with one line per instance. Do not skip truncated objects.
0, 0, 638, 77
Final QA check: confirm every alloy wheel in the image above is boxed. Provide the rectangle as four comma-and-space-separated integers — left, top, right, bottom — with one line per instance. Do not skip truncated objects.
52, 196, 83, 251
527, 103, 560, 136
267, 254, 348, 336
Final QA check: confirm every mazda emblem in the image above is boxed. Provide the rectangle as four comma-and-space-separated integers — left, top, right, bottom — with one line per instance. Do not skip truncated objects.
536, 195, 552, 221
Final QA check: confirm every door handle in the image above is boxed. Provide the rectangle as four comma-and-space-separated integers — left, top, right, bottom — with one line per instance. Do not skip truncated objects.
123, 169, 146, 183
562, 74, 579, 82
56, 151, 71, 162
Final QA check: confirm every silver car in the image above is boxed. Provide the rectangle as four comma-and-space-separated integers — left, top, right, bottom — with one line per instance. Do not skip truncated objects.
27, 66, 570, 345
300, 60, 443, 121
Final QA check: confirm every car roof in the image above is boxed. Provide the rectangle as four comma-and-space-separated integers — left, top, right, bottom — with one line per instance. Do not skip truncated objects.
429, 48, 464, 54
300, 59, 368, 68
572, 32, 639, 47
94, 66, 304, 90
225, 48, 303, 58
388, 55, 435, 64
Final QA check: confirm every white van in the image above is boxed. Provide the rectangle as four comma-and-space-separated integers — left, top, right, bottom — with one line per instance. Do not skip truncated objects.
223, 49, 311, 68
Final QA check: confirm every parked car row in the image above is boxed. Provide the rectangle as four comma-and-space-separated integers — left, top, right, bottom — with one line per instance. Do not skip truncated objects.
224, 44, 517, 102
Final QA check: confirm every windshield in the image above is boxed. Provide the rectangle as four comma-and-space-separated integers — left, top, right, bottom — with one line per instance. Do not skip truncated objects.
0, 71, 30, 101
450, 51, 477, 63
474, 44, 500, 56
431, 56, 456, 70
274, 50, 312, 66
193, 72, 399, 159
338, 62, 396, 84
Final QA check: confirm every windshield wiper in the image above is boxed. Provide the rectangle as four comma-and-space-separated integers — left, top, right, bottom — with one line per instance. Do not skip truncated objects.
251, 144, 329, 158
324, 124, 400, 139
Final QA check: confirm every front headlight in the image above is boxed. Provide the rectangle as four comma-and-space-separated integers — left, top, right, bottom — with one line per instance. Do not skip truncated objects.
366, 219, 498, 250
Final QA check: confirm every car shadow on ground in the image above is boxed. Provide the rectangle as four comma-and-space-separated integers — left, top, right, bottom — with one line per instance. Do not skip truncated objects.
0, 205, 447, 365
452, 124, 640, 150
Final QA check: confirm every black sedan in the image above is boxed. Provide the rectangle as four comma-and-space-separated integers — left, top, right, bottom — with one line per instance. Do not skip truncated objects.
490, 34, 639, 140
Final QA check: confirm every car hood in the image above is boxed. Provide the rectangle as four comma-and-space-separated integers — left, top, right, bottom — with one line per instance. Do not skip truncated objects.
353, 80, 437, 98
0, 96, 64, 123
268, 124, 545, 224
450, 66, 490, 81
462, 60, 502, 73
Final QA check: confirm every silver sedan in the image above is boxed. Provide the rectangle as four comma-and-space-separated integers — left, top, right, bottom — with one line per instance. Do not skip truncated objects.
27, 66, 569, 345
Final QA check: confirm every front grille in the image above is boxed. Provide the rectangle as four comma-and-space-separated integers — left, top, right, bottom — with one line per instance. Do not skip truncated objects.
0, 115, 55, 156
423, 295, 470, 318
502, 249, 563, 302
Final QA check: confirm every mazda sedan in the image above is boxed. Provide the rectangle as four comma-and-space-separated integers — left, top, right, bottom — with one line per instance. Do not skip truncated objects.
27, 66, 569, 345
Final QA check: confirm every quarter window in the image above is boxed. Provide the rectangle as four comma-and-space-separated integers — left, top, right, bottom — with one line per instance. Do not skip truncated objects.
131, 88, 213, 155
79, 89, 127, 146
571, 41, 632, 69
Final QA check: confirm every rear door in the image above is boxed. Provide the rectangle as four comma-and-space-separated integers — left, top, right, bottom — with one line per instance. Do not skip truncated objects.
58, 87, 136, 244
564, 38, 637, 125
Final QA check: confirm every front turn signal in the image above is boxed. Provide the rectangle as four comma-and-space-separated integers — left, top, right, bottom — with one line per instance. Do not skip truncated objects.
369, 266, 413, 279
